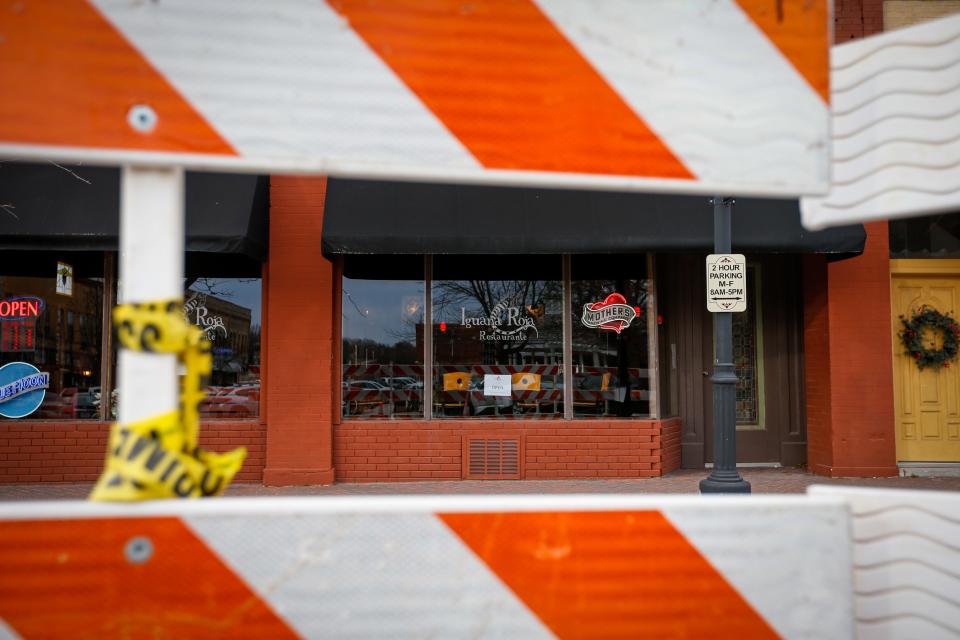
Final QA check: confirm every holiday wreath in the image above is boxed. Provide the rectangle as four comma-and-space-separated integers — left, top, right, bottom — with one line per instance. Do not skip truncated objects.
898, 306, 960, 370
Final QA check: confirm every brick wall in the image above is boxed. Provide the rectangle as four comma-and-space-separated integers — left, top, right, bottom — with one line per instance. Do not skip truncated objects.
334, 419, 679, 482
263, 176, 336, 486
835, 0, 885, 40
660, 418, 682, 474
0, 420, 266, 484
803, 255, 834, 474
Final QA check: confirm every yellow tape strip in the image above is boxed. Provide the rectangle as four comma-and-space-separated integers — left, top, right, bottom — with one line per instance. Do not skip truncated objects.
90, 299, 246, 502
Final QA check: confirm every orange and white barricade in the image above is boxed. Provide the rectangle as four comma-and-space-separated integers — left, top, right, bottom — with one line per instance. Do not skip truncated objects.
0, 495, 852, 639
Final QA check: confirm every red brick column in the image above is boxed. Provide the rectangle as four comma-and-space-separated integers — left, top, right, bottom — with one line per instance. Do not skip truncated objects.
803, 255, 833, 474
262, 176, 336, 485
827, 222, 897, 475
805, 224, 898, 477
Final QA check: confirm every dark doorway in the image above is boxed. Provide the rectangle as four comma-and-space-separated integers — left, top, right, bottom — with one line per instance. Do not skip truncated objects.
661, 254, 806, 467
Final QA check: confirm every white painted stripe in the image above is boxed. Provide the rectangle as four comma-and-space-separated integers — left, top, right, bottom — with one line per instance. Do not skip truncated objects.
185, 513, 553, 639
856, 563, 960, 602
537, 0, 830, 195
0, 619, 21, 640
89, 0, 481, 171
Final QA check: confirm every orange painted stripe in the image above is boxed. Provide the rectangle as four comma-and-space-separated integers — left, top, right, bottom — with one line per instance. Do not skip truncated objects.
440, 511, 780, 639
328, 0, 694, 180
0, 518, 298, 639
0, 0, 235, 155
735, 0, 830, 104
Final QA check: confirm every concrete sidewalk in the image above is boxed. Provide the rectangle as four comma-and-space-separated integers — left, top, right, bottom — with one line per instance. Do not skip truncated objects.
1, 468, 959, 501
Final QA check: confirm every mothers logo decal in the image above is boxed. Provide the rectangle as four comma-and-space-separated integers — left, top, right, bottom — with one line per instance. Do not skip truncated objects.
581, 293, 638, 334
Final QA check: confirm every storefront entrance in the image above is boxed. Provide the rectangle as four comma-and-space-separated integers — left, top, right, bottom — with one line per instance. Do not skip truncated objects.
662, 254, 807, 467
890, 260, 960, 462
704, 257, 806, 464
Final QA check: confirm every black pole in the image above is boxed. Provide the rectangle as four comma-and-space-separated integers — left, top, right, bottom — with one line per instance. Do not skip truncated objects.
700, 196, 751, 494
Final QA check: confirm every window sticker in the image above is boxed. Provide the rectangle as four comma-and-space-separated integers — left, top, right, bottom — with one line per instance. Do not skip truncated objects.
482, 374, 511, 397
460, 296, 542, 344
0, 361, 49, 418
580, 293, 638, 334
183, 292, 229, 340
56, 261, 73, 296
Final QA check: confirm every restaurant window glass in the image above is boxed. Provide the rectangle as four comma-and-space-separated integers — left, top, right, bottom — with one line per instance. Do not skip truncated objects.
109, 259, 263, 421
571, 255, 652, 418
432, 256, 563, 418
185, 277, 262, 419
341, 256, 425, 419
0, 254, 104, 420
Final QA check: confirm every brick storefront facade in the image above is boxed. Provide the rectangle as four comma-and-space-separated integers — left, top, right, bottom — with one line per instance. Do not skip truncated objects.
0, 421, 265, 484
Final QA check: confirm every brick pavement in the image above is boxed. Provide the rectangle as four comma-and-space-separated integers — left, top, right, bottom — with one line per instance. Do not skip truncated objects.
0, 468, 958, 501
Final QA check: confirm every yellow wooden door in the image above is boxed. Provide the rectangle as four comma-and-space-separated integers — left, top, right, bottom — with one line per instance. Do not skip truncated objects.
891, 262, 960, 462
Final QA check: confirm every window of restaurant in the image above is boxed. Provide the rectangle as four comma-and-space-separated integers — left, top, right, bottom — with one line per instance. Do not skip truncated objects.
341, 257, 425, 419
108, 257, 264, 420
0, 253, 105, 420
185, 276, 262, 420
570, 255, 653, 418
339, 254, 661, 421
432, 255, 563, 418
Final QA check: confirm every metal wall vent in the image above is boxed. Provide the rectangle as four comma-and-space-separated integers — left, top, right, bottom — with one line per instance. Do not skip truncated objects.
464, 437, 522, 480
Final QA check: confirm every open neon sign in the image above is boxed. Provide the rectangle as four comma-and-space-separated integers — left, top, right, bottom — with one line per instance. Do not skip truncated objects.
0, 297, 44, 352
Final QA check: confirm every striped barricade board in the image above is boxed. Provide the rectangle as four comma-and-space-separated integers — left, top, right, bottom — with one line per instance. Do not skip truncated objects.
0, 495, 852, 639
0, 0, 829, 198
800, 13, 960, 229
808, 485, 960, 640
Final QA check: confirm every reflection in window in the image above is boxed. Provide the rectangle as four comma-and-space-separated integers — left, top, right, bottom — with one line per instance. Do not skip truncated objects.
184, 278, 262, 420
571, 256, 651, 418
432, 256, 563, 418
0, 267, 103, 420
889, 211, 960, 258
341, 260, 424, 419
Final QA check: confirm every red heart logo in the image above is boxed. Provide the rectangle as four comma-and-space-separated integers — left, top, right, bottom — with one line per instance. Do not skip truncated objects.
590, 292, 627, 311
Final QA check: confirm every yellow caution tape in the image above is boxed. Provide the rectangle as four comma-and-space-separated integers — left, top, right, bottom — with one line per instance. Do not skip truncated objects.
90, 299, 246, 502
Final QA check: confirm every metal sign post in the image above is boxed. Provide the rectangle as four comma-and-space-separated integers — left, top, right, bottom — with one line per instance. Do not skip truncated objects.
700, 197, 751, 494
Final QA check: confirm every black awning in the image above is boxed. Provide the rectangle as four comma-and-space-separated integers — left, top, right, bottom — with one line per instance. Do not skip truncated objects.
0, 162, 268, 260
322, 179, 865, 256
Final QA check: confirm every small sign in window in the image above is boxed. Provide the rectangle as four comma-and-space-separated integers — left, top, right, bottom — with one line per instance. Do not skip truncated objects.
483, 374, 511, 397
56, 262, 73, 297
